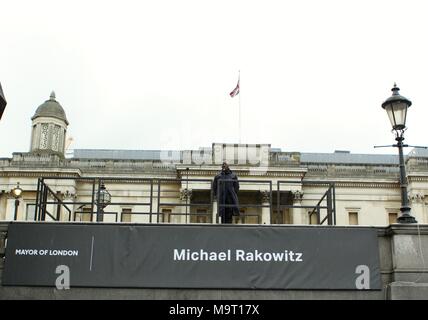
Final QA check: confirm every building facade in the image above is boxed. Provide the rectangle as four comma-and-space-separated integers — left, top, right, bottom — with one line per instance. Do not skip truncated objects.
1, 93, 428, 226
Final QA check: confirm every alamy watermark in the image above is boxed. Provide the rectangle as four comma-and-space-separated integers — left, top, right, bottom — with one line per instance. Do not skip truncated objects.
355, 265, 370, 289
160, 144, 270, 175
55, 265, 70, 290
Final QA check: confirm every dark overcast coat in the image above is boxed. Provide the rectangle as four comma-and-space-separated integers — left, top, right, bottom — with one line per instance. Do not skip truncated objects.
213, 169, 240, 218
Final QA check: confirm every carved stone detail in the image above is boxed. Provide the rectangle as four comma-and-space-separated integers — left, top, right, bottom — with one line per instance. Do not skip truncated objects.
260, 190, 270, 203
63, 190, 77, 200
409, 192, 425, 203
293, 190, 304, 202
180, 188, 192, 201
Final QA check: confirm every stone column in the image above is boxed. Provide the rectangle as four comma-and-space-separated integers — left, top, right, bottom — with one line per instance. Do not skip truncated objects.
0, 192, 6, 221
63, 190, 77, 222
260, 190, 271, 225
212, 198, 218, 224
179, 188, 192, 224
5, 198, 18, 221
292, 190, 305, 225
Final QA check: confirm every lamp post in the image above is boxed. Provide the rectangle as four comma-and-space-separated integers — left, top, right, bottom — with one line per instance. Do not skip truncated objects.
381, 83, 417, 223
96, 181, 111, 222
0, 81, 7, 120
11, 182, 23, 220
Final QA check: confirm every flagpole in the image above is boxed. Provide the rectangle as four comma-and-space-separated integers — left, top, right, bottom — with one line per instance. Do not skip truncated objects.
238, 70, 241, 144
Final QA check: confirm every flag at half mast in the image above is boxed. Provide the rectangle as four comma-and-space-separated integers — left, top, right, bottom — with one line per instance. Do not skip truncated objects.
229, 77, 240, 98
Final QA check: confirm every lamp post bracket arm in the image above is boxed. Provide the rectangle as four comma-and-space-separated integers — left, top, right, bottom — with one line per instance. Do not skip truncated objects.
374, 145, 395, 148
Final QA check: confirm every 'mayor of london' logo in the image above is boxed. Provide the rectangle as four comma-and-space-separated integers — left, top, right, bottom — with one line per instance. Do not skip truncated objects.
173, 249, 303, 262
14, 249, 79, 256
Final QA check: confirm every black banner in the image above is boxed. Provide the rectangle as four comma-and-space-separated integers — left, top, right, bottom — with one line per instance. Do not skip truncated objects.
2, 222, 381, 289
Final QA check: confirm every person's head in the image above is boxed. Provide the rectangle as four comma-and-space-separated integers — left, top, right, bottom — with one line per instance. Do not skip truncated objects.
222, 162, 229, 172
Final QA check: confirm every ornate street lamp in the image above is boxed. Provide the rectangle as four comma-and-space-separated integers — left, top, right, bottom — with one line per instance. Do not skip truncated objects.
96, 181, 111, 222
11, 182, 23, 220
381, 84, 417, 223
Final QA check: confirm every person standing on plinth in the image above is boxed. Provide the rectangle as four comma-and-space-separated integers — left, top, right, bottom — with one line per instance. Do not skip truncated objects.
213, 162, 240, 224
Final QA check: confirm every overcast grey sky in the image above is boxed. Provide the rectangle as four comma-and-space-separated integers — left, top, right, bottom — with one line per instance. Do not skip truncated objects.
1, 0, 427, 158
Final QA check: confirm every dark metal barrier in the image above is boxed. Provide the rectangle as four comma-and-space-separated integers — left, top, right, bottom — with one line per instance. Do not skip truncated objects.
35, 177, 154, 223
277, 180, 336, 225
216, 179, 273, 224
32, 177, 335, 225
157, 178, 213, 224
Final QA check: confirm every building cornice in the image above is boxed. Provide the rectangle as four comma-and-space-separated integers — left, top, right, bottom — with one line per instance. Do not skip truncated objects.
334, 182, 399, 188
302, 180, 399, 189
0, 168, 82, 178
176, 168, 307, 179
383, 224, 428, 236
408, 174, 428, 183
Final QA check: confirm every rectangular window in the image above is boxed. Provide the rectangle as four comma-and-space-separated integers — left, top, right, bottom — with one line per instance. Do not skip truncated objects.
121, 208, 132, 223
162, 208, 172, 223
349, 212, 359, 225
233, 208, 246, 224
272, 209, 282, 224
309, 211, 318, 225
80, 207, 92, 222
26, 204, 36, 221
252, 214, 261, 224
239, 208, 262, 224
389, 212, 398, 224
194, 208, 208, 223
283, 209, 292, 224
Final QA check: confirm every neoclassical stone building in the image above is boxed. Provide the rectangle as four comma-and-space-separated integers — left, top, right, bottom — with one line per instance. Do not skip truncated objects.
1, 93, 427, 226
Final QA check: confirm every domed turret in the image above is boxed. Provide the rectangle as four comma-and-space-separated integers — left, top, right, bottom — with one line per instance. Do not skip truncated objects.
31, 91, 68, 124
30, 91, 69, 157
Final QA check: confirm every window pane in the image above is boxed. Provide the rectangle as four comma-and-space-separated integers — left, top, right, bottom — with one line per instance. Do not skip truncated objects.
81, 208, 92, 222
121, 208, 132, 223
272, 209, 282, 224
389, 212, 398, 224
283, 209, 292, 224
26, 204, 36, 221
162, 208, 172, 223
195, 209, 209, 224
309, 212, 318, 224
349, 212, 359, 225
